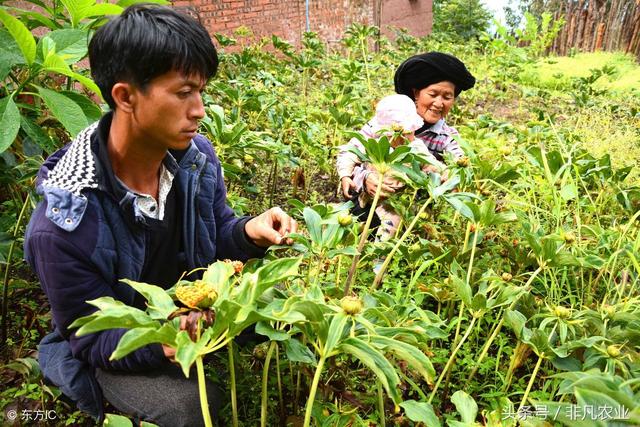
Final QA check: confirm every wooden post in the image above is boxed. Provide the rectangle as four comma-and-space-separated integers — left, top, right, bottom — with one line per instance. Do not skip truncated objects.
595, 22, 605, 50
585, 0, 596, 51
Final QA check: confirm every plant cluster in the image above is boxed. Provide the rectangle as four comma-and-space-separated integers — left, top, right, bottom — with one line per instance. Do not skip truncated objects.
1, 1, 639, 426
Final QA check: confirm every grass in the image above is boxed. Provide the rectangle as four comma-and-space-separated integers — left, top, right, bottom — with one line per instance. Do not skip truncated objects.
520, 51, 640, 94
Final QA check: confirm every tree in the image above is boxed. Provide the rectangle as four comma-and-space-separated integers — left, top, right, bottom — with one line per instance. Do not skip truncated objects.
432, 0, 493, 40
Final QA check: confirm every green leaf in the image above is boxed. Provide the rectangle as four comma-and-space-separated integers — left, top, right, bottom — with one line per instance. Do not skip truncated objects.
338, 336, 402, 403
174, 330, 209, 377
120, 279, 177, 320
74, 309, 158, 336
450, 390, 478, 424
41, 52, 101, 96
20, 115, 55, 153
324, 311, 349, 355
84, 3, 123, 21
504, 310, 527, 340
103, 413, 133, 427
399, 400, 441, 426
202, 261, 235, 297
46, 29, 88, 64
255, 321, 289, 341
37, 86, 88, 137
110, 323, 177, 360
61, 91, 102, 123
560, 183, 578, 200
117, 0, 169, 7
444, 194, 475, 220
0, 96, 21, 153
0, 28, 25, 78
303, 207, 323, 244
450, 274, 472, 307
0, 8, 36, 65
283, 337, 316, 365
59, 0, 95, 28
238, 257, 301, 304
370, 336, 436, 385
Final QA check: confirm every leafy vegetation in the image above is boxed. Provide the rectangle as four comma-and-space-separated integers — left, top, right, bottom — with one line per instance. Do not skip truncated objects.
1, 2, 640, 426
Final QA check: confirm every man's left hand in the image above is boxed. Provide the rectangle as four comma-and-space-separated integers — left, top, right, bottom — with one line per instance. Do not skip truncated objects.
245, 207, 298, 247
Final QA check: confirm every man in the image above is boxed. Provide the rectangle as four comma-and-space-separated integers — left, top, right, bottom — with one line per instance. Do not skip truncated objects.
24, 4, 297, 425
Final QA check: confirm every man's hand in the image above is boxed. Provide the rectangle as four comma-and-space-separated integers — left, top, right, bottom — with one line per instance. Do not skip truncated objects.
245, 207, 298, 247
163, 310, 214, 360
340, 176, 356, 199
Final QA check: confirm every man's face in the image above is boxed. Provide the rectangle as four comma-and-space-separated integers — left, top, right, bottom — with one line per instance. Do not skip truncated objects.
413, 81, 456, 125
130, 70, 206, 151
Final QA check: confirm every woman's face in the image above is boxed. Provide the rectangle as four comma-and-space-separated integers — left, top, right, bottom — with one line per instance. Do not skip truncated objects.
413, 81, 456, 124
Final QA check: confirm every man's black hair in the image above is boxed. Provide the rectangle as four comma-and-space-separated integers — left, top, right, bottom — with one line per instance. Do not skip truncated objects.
89, 4, 218, 109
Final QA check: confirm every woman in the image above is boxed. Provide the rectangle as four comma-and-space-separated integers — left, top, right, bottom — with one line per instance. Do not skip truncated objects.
362, 51, 476, 197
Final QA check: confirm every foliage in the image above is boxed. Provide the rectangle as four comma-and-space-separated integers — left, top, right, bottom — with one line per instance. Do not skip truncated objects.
1, 2, 639, 426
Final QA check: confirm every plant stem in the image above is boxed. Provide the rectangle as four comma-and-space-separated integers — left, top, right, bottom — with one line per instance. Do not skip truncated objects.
228, 341, 238, 427
429, 316, 478, 403
377, 381, 386, 427
517, 353, 545, 413
1, 193, 30, 345
303, 355, 326, 427
261, 341, 277, 427
467, 285, 531, 383
371, 196, 433, 290
196, 355, 213, 427
194, 319, 213, 427
335, 255, 342, 289
344, 175, 384, 296
360, 38, 372, 93
275, 344, 284, 421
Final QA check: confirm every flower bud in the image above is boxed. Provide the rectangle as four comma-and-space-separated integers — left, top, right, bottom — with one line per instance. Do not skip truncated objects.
607, 345, 621, 358
553, 306, 571, 319
338, 213, 353, 226
341, 296, 363, 315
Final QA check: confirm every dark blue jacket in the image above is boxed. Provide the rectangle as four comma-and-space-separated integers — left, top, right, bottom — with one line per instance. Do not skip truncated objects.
24, 120, 264, 419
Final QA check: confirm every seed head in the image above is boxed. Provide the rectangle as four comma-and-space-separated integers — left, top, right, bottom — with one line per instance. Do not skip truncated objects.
501, 272, 513, 282
456, 156, 470, 167
175, 280, 218, 309
223, 259, 244, 274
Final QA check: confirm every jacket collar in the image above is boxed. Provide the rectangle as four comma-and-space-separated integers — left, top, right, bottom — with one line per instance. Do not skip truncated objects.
416, 119, 446, 136
38, 117, 202, 232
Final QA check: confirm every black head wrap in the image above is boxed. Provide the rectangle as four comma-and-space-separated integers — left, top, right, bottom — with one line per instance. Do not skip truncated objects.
394, 52, 476, 99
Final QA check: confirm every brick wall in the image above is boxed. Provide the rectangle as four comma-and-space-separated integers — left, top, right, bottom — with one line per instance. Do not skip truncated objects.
171, 0, 432, 47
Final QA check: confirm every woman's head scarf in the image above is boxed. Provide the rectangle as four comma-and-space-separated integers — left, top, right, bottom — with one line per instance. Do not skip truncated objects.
394, 52, 476, 99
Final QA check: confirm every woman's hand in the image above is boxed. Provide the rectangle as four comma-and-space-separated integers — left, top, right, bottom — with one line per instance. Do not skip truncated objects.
340, 176, 356, 199
364, 171, 399, 199
422, 164, 449, 182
